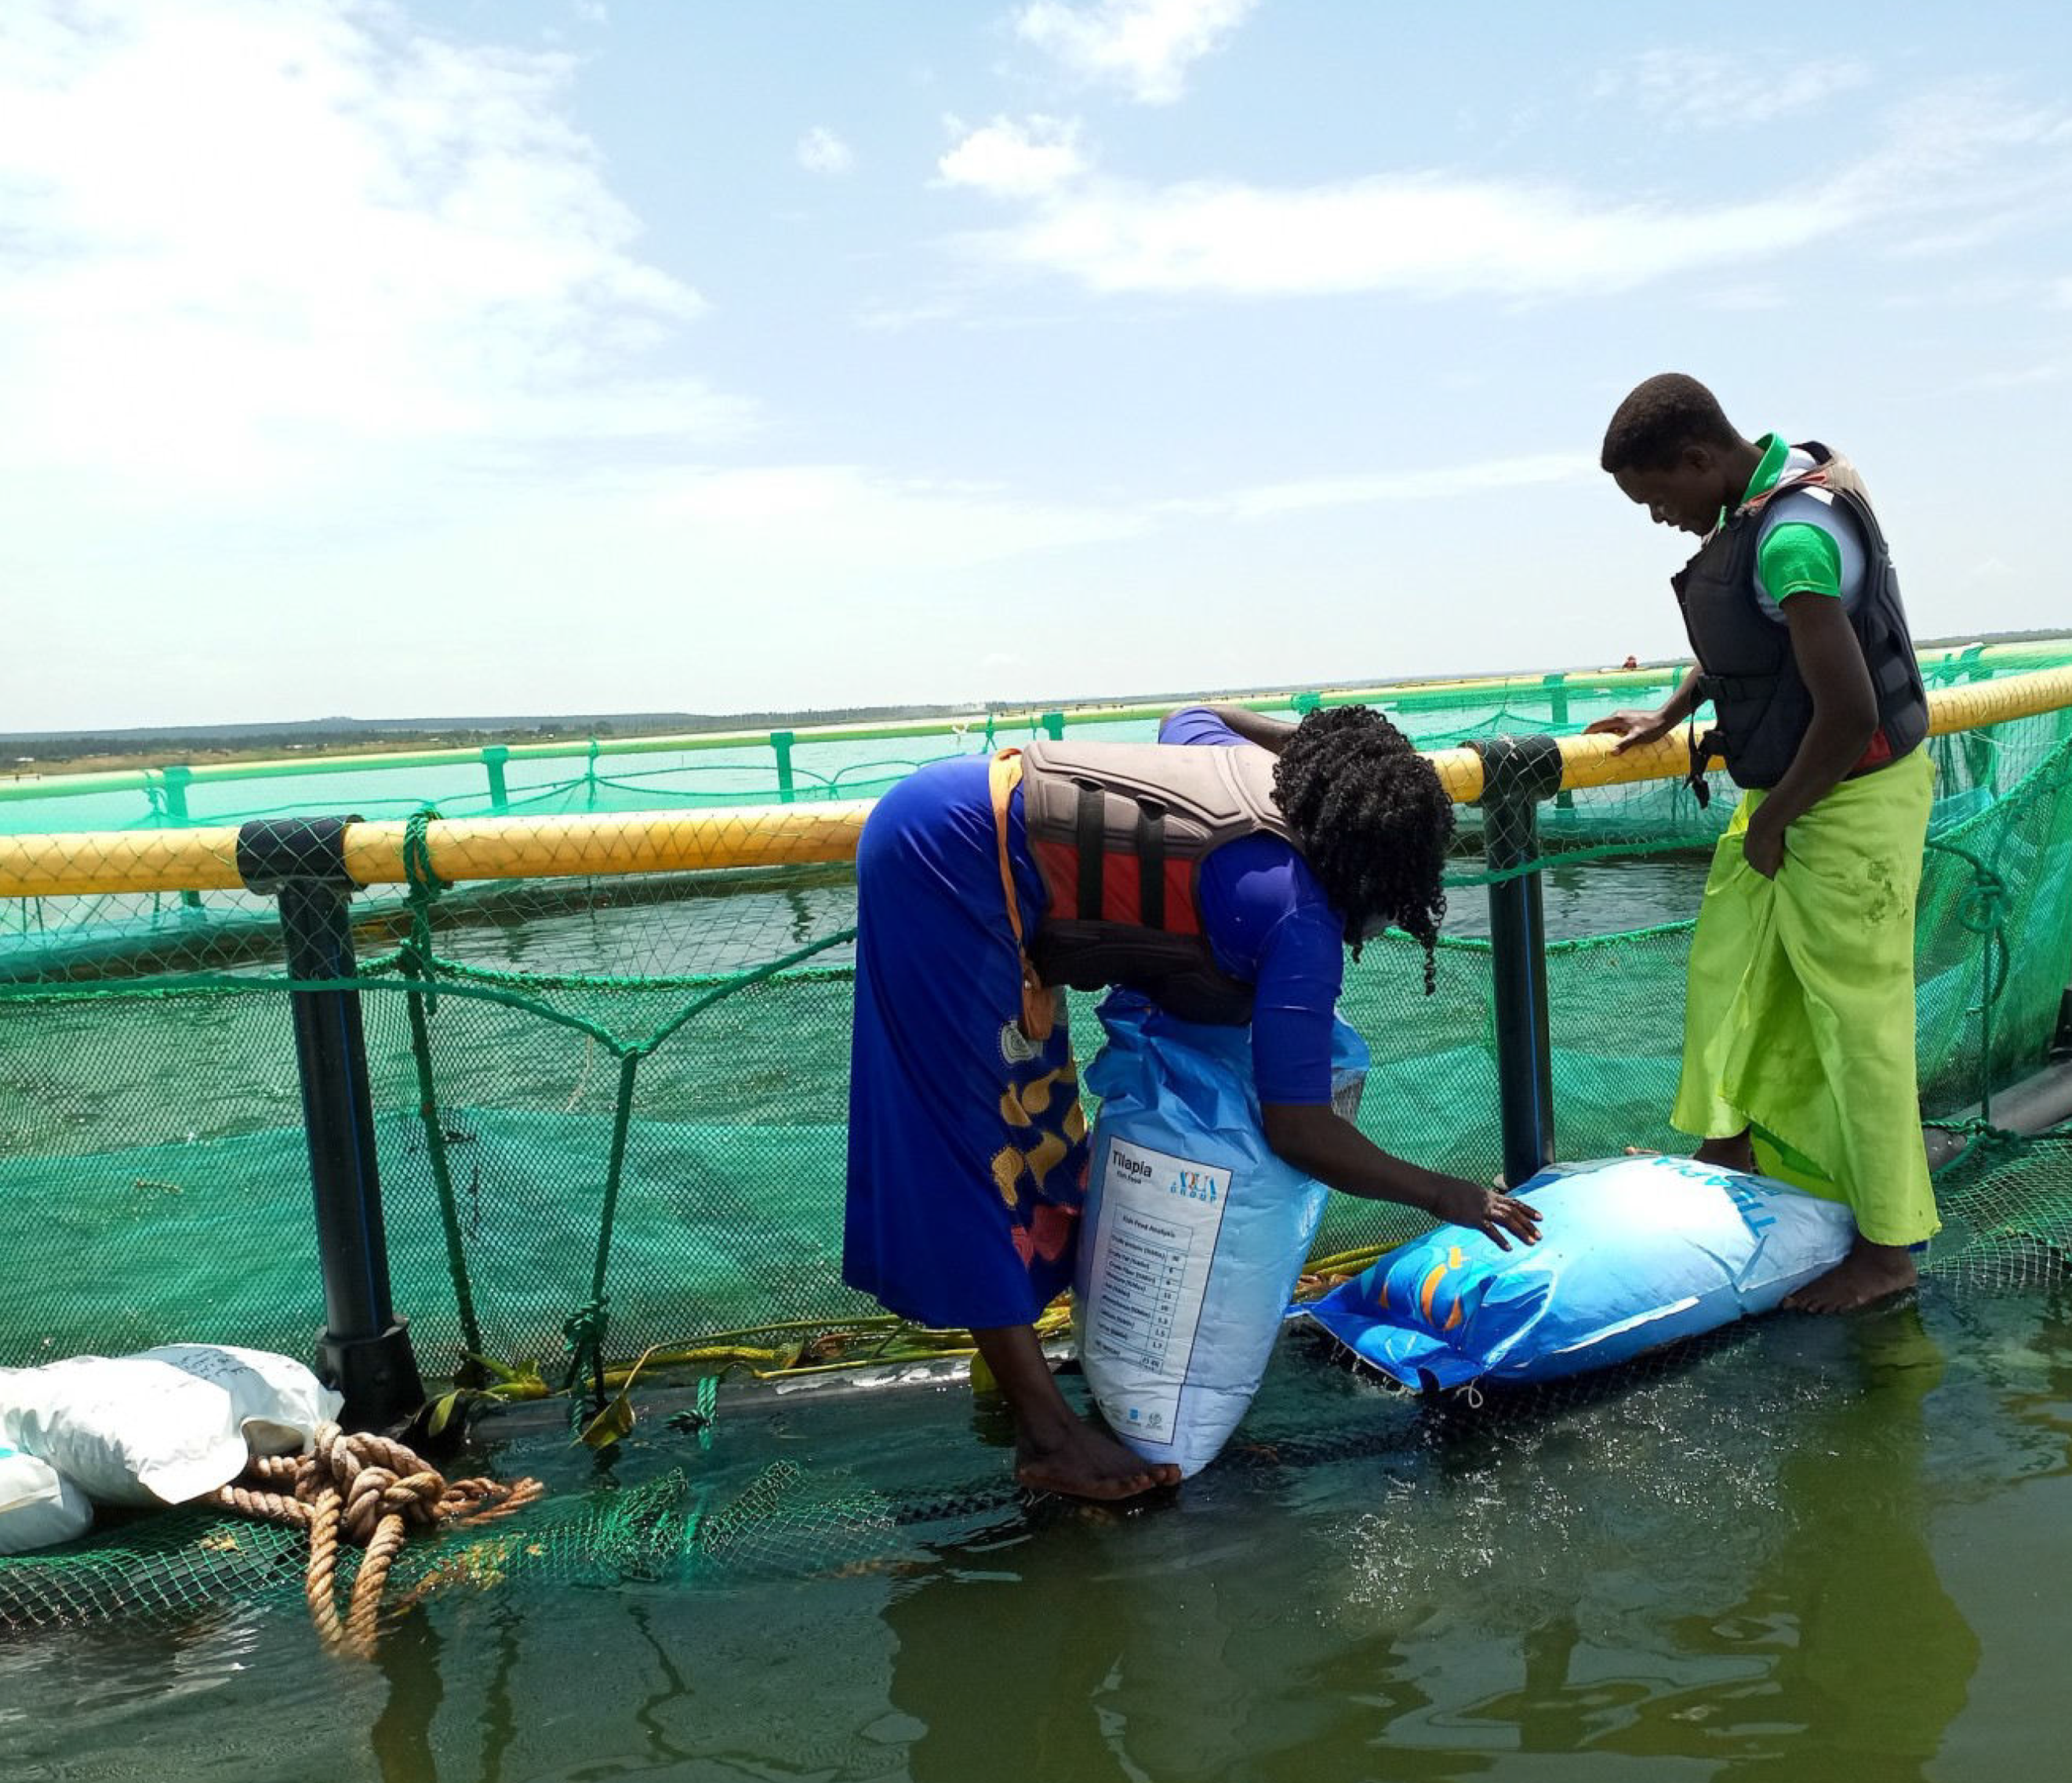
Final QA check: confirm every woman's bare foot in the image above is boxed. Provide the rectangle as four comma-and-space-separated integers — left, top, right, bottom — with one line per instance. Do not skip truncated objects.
1783, 1237, 1918, 1314
971, 1321, 1181, 1502
1015, 1419, 1181, 1501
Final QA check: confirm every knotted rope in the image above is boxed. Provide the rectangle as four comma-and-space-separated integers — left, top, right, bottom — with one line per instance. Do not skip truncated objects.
210, 1422, 543, 1658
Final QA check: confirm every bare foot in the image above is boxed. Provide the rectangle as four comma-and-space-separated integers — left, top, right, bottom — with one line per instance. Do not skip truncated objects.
1783, 1238, 1918, 1314
1015, 1421, 1181, 1502
1694, 1133, 1756, 1173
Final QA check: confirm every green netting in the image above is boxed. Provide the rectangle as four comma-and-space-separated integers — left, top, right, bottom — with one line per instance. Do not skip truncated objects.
4, 671, 2072, 1638
7, 1124, 2070, 1639
3, 710, 2071, 1375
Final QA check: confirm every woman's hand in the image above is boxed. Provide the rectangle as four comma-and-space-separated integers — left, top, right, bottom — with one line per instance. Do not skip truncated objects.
1259, 1103, 1544, 1247
1427, 1177, 1543, 1251
1583, 707, 1675, 754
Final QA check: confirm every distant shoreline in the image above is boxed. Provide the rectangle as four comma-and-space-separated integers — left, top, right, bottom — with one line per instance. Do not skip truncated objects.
6, 630, 2065, 780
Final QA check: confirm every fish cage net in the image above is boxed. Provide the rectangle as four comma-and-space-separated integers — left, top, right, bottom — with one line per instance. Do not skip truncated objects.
3, 659, 2072, 1634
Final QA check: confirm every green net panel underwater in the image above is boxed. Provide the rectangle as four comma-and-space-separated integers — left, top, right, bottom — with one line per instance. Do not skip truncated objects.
5, 648, 2072, 1634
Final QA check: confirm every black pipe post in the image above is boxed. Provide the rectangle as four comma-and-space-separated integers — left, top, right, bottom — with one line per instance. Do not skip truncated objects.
1470, 735, 1564, 1189
238, 816, 424, 1430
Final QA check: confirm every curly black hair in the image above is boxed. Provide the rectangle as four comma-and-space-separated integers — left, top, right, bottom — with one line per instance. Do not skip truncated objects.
1274, 703, 1454, 993
1600, 372, 1740, 474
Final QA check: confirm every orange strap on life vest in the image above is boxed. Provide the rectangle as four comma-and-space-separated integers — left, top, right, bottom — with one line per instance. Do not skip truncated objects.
989, 748, 1056, 1044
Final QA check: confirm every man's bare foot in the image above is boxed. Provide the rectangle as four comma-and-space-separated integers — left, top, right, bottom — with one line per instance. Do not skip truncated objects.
1694, 1132, 1756, 1173
1015, 1420, 1181, 1502
1783, 1237, 1918, 1314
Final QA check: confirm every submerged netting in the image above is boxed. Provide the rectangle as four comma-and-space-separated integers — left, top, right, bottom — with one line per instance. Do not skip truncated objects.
6, 1124, 2070, 1637
3, 660, 2072, 1634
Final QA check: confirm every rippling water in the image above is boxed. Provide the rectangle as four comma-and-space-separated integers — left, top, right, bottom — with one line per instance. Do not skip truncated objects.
4, 1288, 2068, 1781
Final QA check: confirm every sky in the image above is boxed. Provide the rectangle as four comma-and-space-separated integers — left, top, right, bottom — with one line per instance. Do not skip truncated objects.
2, 0, 2068, 729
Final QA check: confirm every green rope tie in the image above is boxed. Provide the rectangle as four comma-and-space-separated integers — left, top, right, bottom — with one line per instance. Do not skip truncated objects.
565, 1052, 642, 1432
396, 805, 485, 1368
561, 1299, 611, 1436
401, 805, 451, 1008
694, 1374, 717, 1451
1928, 836, 2014, 1125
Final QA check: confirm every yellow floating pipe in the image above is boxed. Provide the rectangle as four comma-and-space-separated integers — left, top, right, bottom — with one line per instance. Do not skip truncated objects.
339, 800, 876, 886
1550, 660, 2072, 795
4, 666, 2070, 899
0, 829, 249, 897
1922, 661, 2072, 736
1423, 746, 1486, 804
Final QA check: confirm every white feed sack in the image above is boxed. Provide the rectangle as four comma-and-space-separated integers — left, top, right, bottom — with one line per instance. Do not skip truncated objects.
0, 1344, 343, 1509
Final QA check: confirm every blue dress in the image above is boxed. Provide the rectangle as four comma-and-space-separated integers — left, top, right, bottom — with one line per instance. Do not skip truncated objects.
842, 714, 1343, 1329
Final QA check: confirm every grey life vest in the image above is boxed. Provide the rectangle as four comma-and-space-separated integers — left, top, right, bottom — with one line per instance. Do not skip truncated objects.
1671, 442, 1927, 792
1018, 737, 1296, 1025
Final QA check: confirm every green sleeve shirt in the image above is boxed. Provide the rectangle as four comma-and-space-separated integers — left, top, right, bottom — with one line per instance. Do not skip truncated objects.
1738, 433, 1863, 621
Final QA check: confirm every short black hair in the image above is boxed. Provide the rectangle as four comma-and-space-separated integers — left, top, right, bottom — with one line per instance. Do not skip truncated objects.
1274, 704, 1453, 993
1600, 373, 1740, 474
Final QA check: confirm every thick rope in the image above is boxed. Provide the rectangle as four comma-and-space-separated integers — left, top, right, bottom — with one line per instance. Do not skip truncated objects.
209, 1422, 543, 1659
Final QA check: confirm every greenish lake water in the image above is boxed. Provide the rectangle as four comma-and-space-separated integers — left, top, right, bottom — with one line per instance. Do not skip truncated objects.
3, 1289, 2069, 1781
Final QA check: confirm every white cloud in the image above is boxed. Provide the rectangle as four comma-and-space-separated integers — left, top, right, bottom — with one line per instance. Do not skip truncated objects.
796, 125, 855, 176
2, 461, 1161, 727
965, 172, 1844, 298
1592, 50, 1872, 129
642, 464, 1147, 565
1700, 283, 1790, 312
0, 0, 725, 500
1212, 454, 1593, 521
951, 89, 2071, 300
1961, 356, 2071, 390
1015, 0, 1256, 105
938, 114, 1089, 198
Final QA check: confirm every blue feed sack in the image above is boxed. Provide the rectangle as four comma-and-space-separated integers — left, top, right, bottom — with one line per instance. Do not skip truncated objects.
1303, 1156, 1856, 1392
1074, 992, 1368, 1477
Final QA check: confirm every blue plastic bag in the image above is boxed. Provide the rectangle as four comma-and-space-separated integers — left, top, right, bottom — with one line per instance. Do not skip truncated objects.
1074, 991, 1368, 1476
1304, 1155, 1856, 1392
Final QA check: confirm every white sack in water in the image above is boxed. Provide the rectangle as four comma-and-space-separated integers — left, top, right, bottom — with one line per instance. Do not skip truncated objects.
0, 1345, 343, 1508
0, 1443, 93, 1555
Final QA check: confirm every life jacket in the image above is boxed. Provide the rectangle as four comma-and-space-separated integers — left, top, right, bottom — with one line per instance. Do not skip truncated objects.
1001, 738, 1295, 1026
1672, 442, 1927, 793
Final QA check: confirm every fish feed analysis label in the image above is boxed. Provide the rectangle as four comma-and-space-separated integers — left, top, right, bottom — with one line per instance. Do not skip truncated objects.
1080, 1137, 1234, 1447
1075, 991, 1361, 1478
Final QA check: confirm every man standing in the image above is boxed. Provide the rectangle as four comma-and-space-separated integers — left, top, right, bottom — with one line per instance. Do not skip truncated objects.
1588, 373, 1936, 1312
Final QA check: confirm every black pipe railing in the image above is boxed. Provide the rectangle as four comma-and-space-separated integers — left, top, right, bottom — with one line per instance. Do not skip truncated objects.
238, 816, 423, 1430
1470, 736, 1565, 1189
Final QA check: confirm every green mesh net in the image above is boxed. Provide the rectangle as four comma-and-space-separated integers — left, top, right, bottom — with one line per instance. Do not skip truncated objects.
4, 650, 2072, 1635
6, 1124, 2069, 1638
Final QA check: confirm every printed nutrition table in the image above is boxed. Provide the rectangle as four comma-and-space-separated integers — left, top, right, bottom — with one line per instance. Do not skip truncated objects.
1095, 1204, 1194, 1371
